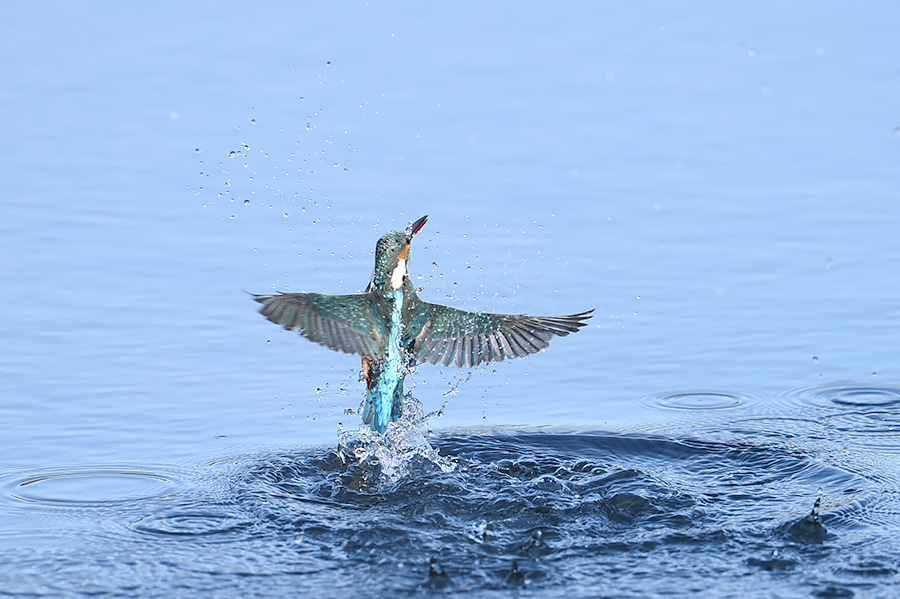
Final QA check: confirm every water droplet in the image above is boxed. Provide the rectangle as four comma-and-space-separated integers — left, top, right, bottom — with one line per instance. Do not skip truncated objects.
194, 148, 201, 154
243, 199, 250, 205
812, 356, 819, 363
250, 118, 256, 124
468, 520, 488, 543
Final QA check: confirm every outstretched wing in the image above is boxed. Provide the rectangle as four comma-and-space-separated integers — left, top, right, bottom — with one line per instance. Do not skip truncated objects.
407, 304, 593, 368
253, 292, 382, 358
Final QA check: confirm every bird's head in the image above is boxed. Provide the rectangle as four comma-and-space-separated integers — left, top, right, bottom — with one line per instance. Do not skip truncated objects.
370, 215, 428, 292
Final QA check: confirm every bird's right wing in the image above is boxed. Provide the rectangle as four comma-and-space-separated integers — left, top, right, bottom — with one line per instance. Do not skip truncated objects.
408, 304, 593, 368
253, 292, 382, 358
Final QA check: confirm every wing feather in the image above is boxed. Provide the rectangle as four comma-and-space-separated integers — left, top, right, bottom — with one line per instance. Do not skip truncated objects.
253, 292, 382, 358
411, 305, 593, 368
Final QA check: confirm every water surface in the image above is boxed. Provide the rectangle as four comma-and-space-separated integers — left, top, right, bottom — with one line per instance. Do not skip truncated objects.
2, 2, 900, 597
3, 385, 900, 597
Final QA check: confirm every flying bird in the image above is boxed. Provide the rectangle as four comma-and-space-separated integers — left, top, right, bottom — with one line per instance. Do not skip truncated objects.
254, 215, 593, 433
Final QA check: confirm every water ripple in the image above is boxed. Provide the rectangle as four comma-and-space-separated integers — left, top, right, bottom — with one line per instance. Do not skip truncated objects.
134, 509, 252, 538
641, 390, 754, 411
809, 384, 900, 408
2, 466, 179, 510
1, 425, 899, 596
783, 383, 900, 452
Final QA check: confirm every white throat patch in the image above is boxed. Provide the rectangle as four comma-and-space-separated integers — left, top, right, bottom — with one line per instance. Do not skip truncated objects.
390, 259, 406, 290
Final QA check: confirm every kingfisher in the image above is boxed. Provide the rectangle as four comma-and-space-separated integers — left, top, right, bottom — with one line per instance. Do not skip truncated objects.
253, 215, 593, 433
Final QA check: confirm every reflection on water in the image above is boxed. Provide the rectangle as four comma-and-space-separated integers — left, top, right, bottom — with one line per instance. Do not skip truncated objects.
1, 383, 899, 597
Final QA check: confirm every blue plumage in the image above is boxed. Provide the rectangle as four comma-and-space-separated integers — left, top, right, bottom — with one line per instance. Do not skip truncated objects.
254, 215, 593, 433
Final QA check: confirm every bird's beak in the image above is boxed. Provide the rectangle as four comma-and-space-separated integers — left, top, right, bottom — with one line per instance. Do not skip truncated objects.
407, 215, 428, 237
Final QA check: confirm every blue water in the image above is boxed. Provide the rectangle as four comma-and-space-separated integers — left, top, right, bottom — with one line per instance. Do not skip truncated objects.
3, 2, 900, 597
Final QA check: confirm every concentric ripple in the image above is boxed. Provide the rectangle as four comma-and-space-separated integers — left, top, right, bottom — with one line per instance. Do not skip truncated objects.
782, 383, 900, 452
807, 383, 900, 408
3, 467, 177, 509
642, 390, 752, 411
134, 509, 252, 538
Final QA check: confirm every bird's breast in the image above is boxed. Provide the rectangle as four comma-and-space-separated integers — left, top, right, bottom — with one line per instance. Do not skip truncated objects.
389, 259, 406, 290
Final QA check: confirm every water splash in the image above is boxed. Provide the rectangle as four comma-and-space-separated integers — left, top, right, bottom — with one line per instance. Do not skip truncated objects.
3, 426, 899, 597
336, 393, 456, 487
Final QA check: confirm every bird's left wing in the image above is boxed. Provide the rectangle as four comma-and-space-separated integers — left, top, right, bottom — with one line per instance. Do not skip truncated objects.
253, 292, 382, 358
406, 304, 593, 368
